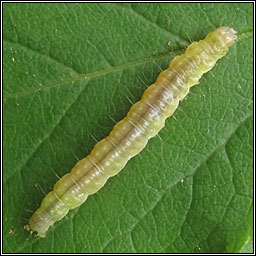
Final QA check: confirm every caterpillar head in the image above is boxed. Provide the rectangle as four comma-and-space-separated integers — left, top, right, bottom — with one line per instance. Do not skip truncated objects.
214, 26, 237, 48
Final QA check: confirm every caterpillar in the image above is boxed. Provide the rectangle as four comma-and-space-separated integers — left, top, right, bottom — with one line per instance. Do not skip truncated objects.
26, 27, 237, 237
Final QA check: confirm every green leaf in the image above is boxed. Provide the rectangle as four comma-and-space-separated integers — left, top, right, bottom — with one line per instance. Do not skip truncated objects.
3, 3, 253, 253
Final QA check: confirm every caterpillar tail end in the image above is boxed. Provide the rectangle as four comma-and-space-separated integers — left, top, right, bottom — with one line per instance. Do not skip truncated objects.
25, 223, 46, 238
24, 205, 51, 237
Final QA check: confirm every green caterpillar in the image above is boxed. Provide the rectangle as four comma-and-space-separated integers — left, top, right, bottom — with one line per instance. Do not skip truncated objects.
26, 27, 237, 237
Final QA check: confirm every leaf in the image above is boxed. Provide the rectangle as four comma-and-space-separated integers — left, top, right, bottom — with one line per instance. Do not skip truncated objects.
3, 3, 253, 253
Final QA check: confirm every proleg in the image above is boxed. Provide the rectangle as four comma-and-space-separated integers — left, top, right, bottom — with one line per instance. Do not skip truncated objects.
27, 27, 237, 237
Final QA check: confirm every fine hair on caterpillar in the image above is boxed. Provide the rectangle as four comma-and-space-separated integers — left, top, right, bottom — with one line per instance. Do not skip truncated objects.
26, 27, 237, 238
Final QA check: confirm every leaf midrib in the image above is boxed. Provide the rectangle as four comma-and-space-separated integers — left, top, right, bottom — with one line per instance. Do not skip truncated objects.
3, 38, 182, 102
3, 31, 252, 102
